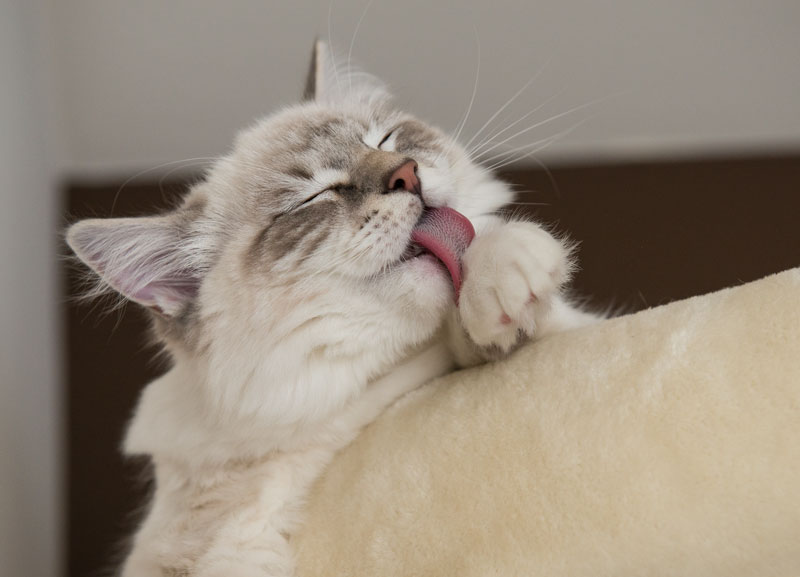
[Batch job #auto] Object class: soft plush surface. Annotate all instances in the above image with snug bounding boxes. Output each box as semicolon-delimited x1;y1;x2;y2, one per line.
293;268;800;576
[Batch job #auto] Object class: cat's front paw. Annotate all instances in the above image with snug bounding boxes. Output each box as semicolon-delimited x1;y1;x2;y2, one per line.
458;221;572;352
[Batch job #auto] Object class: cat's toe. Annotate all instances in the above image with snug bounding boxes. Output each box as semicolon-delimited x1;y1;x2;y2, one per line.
458;274;535;352
458;220;573;352
459;276;509;348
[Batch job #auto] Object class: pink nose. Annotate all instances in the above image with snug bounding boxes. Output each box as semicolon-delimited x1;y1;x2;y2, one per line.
388;160;421;196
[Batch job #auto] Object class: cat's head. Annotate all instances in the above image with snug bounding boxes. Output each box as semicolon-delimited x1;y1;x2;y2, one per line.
67;41;511;425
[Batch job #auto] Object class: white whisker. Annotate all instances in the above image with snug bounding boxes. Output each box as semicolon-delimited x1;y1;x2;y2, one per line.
475;92;623;162
468;89;566;159
483;137;563;173
451;21;481;145
480;115;592;169
327;0;342;96
435;19;481;167
347;0;374;95
461;57;552;153
527;154;562;198
110;157;220;215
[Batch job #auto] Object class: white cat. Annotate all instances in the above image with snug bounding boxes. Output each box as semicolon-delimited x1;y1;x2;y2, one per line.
67;41;598;577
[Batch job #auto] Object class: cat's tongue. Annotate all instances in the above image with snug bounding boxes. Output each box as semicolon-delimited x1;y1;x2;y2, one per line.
411;207;475;301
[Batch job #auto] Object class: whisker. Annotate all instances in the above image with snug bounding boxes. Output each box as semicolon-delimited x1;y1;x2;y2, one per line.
110;157;219;216
461;56;552;153
480;115;592;169
347;0;375;94
475;92;624;161
527;154;562;198
483;137;562;173
481;132;564;172
466;88;566;159
327;0;343;96
435;18;481;167
451;20;481;146
467;90;569;161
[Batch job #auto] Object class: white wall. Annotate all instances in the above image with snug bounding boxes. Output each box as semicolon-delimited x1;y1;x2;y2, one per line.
0;1;62;576
48;0;800;178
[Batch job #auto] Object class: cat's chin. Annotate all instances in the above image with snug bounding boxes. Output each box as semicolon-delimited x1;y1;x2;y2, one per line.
403;251;443;271
389;252;454;313
393;249;446;275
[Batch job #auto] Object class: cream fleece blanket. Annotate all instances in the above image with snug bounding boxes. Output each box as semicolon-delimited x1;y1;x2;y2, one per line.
293;268;800;576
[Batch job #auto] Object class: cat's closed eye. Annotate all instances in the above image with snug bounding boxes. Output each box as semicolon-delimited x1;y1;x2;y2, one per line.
377;129;395;150
297;188;338;209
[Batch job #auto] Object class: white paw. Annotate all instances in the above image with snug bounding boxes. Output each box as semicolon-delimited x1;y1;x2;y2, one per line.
458;221;571;351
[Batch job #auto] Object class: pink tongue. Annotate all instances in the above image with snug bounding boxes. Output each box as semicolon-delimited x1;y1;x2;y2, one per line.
411;207;476;301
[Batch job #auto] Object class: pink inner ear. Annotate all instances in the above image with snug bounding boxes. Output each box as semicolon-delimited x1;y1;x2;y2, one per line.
93;249;200;315
68;218;201;316
130;278;199;315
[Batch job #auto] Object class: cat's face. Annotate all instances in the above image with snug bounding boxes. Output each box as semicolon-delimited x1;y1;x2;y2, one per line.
68;41;510;424
230;102;451;284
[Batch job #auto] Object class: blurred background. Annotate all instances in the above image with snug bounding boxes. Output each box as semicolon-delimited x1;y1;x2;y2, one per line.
1;1;799;575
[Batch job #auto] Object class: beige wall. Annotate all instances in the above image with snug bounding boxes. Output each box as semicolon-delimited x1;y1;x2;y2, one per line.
48;0;800;178
0;1;61;576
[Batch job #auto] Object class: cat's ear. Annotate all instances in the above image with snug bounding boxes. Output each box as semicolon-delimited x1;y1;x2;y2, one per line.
302;38;388;104
303;38;328;101
66;215;203;316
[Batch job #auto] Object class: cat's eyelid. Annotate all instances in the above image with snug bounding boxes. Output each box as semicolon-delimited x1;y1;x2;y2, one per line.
363;124;399;150
377;130;395;149
294;188;337;211
378;123;404;150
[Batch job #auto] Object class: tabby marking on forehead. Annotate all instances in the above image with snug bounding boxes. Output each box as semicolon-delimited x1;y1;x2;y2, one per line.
286;165;313;181
396;120;441;151
301;118;364;150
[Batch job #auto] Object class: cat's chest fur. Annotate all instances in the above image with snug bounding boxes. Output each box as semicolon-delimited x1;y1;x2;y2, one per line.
123;340;456;577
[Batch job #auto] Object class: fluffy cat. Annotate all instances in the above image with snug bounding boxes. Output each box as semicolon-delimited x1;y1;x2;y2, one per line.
67;41;598;577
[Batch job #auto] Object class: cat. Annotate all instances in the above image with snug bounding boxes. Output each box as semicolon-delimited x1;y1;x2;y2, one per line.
66;40;599;577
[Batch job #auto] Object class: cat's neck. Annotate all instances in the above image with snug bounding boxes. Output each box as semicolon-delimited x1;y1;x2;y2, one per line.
123;334;453;471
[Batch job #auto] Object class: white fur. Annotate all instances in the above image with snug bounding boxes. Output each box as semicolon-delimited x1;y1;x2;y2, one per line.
67;41;601;577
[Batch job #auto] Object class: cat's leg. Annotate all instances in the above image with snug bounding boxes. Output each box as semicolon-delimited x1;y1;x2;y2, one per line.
190;454;312;577
194;344;454;577
450;215;600;367
121;456;303;577
127;345;446;577
193;522;294;577
190;455;298;577
120;467;197;577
